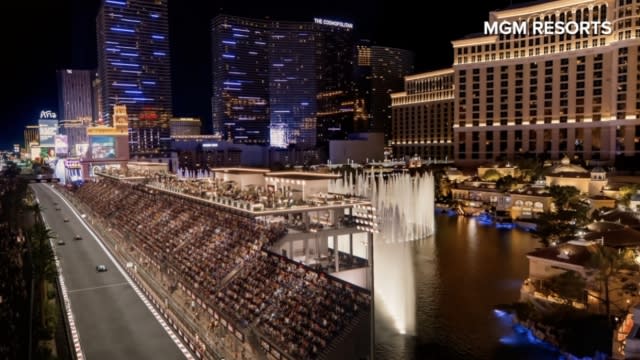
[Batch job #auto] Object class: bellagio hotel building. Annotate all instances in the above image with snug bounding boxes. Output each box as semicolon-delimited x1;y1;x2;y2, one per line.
392;0;640;165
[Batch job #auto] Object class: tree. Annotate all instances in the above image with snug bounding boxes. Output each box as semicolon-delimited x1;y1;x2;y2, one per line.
482;169;501;181
2;161;21;178
514;157;544;182
535;211;579;247
496;175;516;191
534;186;590;247
433;168;452;200
24;201;44;226
619;184;640;207
545;270;586;304
0;181;27;230
589;244;627;318
26;221;57;344
28;223;57;285
549;185;580;210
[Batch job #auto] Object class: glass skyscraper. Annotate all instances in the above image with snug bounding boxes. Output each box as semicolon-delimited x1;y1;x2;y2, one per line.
96;0;172;154
211;15;354;149
211;16;270;145
354;44;414;141
314;22;355;147
269;21;317;148
56;69;93;124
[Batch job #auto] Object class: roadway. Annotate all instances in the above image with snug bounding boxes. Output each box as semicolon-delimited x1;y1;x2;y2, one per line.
31;183;191;360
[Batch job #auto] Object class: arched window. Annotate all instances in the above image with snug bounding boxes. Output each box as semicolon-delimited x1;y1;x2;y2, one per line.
600;4;607;21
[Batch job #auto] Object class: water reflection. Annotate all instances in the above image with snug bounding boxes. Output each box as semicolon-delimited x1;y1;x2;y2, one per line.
375;215;563;359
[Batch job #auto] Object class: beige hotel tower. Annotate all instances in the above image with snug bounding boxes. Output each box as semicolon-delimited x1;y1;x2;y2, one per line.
392;0;640;165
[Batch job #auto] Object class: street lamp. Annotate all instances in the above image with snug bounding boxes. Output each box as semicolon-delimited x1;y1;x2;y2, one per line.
352;203;379;360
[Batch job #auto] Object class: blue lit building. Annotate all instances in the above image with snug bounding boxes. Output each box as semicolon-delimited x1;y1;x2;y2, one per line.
268;21;317;148
96;0;172;155
211;15;354;149
211;16;270;146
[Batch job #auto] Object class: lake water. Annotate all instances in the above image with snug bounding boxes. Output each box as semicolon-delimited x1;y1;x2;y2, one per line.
375;215;564;360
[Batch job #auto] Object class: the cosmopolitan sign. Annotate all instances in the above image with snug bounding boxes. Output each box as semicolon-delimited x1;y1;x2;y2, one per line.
313;18;353;29
484;20;612;35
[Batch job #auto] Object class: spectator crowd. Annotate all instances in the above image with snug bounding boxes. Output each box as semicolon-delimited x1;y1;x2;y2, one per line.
73;177;370;359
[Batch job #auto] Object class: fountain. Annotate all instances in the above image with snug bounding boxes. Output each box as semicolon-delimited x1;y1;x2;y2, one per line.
330;171;435;336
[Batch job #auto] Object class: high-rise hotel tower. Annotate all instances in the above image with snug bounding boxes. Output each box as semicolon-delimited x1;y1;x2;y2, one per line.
391;69;455;160
57;69;93;124
452;0;639;165
211;15;354;148
96;0;172;154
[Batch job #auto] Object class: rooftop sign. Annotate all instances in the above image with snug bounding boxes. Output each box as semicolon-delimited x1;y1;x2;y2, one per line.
39;110;57;119
313;18;353;29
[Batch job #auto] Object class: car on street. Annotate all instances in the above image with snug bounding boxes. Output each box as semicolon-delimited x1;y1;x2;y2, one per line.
57;239;65;245
73;235;82;241
96;265;108;272
63;218;69;222
55;207;61;211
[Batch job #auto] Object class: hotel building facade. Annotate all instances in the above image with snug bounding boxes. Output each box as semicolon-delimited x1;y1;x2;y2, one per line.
390;69;455;160
355;44;414;140
96;0;172;155
56;69;93;123
211;15;354;148
448;0;640;165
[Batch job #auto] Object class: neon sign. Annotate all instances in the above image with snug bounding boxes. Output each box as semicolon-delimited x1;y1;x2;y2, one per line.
39;110;57;119
313;18;353;29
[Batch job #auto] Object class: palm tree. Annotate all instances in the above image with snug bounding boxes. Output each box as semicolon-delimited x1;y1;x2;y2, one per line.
589;244;626;317
23;200;44;226
28;222;57;284
534;185;590;247
26;222;57;347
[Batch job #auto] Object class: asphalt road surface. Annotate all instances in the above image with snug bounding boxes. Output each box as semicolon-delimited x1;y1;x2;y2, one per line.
31;183;190;360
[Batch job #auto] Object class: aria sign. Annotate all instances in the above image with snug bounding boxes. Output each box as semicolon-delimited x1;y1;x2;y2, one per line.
39;110;57;119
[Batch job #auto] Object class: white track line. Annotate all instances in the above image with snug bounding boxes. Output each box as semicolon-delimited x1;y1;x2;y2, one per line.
43;185;194;360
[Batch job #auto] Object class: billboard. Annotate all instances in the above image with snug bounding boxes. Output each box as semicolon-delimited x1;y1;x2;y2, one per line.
30;146;41;161
40;147;56;160
55;135;68;156
38;119;58;147
91;136;116;159
75;143;89;158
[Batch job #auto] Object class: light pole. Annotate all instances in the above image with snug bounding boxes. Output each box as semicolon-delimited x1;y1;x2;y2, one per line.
354;203;379;360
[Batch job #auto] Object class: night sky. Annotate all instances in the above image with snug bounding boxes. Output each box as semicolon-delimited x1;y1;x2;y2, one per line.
0;0;530;150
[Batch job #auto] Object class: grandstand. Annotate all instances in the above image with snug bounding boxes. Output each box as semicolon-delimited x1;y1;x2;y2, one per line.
73;176;371;359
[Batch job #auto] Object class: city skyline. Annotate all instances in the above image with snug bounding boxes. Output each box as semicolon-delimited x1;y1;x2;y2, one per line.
0;0;525;150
